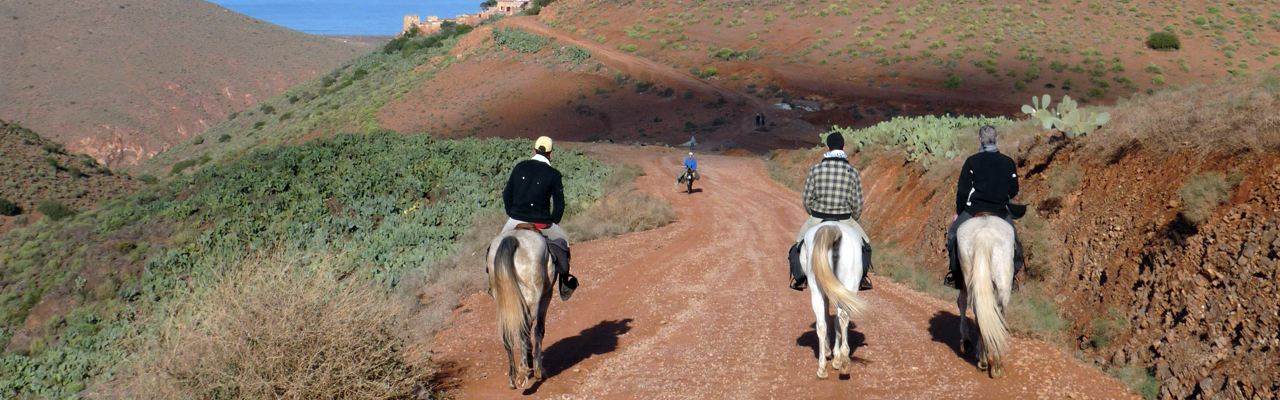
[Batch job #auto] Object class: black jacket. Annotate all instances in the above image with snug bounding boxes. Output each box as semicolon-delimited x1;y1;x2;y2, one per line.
503;158;565;224
955;151;1019;218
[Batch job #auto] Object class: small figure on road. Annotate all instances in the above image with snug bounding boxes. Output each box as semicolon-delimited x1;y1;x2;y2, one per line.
943;125;1026;289
787;132;873;291
678;152;699;194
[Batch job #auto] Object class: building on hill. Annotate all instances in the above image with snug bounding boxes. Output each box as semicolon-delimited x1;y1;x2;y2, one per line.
403;0;529;35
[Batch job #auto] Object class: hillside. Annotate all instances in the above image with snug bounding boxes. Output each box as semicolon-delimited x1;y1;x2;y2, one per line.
0;0;365;168
0;120;140;234
137;0;1280;175
377;0;1280;151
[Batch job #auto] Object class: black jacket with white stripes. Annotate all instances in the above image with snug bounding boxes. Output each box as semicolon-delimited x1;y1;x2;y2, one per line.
955;150;1019;218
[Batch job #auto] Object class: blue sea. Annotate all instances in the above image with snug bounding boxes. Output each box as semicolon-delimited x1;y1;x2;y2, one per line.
207;0;482;36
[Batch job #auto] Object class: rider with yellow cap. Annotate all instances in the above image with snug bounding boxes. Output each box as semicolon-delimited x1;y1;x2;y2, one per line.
502;136;578;299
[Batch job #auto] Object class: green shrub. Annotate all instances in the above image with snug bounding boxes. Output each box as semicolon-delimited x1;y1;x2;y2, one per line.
0;198;20;216
218;134;232;143
192;135;204;145
260;104;275;115
618;44;638;52
1151;75;1165;85
138;174;158;185
492;27;553;53
943;75;963;89
554;45;591;63
1146;32;1180;50
36;199;74;221
1143;64;1165;74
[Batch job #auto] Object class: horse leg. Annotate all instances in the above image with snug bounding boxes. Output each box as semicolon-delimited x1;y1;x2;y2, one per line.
957;287;972;355
835;308;852;374
811;290;830;380
531;290;552;381
503;340;519;389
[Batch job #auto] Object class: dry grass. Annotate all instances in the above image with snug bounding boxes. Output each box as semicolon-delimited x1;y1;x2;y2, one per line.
1177;171;1233;225
563;164;676;242
1086;74;1280;161
118;255;432;400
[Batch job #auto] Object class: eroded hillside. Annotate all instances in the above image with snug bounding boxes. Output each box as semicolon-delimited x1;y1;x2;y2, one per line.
0;0;365;168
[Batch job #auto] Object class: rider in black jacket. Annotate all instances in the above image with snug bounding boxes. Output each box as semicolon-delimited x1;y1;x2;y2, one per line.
944;125;1024;288
502;136;578;299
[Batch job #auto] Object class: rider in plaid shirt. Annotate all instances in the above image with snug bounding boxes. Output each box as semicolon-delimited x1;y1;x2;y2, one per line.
788;132;873;291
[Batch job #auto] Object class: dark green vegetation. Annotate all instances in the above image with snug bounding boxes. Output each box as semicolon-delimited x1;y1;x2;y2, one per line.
492;27;555;53
1146;31;1181;51
0;132;609;397
0;199;18;217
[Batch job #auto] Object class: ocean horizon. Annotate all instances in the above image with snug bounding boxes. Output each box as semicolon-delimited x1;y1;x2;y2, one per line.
206;0;484;36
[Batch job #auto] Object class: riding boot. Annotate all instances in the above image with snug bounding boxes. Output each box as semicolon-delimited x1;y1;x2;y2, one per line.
788;242;806;291
859;239;873;290
1012;236;1025;291
547;240;577;301
944;236;962;289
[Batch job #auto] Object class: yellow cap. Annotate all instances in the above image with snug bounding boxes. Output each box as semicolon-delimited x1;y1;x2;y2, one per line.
535;136;553;153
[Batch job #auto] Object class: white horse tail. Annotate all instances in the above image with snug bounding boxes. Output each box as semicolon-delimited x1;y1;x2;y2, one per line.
968;232;1010;363
492;236;531;367
810;225;870;317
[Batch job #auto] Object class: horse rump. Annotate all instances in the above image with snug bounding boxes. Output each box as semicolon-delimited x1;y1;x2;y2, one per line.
809;225;870;317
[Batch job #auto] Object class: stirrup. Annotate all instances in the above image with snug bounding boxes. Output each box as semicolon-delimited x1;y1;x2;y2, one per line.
789;277;807;291
942;270;957;288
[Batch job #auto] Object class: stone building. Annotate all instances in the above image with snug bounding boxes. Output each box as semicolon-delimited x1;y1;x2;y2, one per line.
403;0;531;35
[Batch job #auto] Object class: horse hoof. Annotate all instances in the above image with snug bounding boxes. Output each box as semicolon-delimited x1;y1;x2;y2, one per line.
960;339;972;354
977;360;989;371
816;372;828;380
990;366;1003;379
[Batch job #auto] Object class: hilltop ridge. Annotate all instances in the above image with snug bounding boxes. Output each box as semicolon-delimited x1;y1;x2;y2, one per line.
0;0;365;168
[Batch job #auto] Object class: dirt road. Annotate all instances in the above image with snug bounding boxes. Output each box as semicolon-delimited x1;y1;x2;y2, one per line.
430;145;1137;399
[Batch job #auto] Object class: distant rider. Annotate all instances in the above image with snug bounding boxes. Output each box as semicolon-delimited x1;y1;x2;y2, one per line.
684;152;698;177
787;132;873;291
502;136;578;300
943;125;1025;289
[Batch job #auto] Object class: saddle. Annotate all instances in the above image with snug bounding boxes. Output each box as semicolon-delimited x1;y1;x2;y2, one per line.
973;212;998;218
514;222;546;235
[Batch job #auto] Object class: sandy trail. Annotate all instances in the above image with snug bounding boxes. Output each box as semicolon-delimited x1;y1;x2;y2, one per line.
430;144;1137;399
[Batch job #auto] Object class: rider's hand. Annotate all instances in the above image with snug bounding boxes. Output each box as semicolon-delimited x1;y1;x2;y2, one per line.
952;214;958;222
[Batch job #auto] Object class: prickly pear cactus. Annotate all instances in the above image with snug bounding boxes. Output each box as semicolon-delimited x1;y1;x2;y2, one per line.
1022;94;1110;138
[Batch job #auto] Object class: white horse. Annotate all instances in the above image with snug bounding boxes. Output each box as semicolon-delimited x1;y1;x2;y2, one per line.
800;222;871;380
955;214;1015;378
487;229;555;389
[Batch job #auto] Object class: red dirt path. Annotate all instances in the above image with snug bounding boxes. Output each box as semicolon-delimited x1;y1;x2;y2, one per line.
429;144;1137;399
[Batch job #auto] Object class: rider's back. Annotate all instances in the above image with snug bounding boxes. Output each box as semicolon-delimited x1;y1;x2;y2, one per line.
504;159;564;225
957;151;1018;217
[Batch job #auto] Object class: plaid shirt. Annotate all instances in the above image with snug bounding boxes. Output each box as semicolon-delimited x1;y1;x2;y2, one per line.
802;156;863;220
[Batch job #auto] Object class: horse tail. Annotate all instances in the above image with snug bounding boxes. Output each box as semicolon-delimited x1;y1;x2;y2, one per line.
968;227;1010;363
492;236;531;366
811;225;870;317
